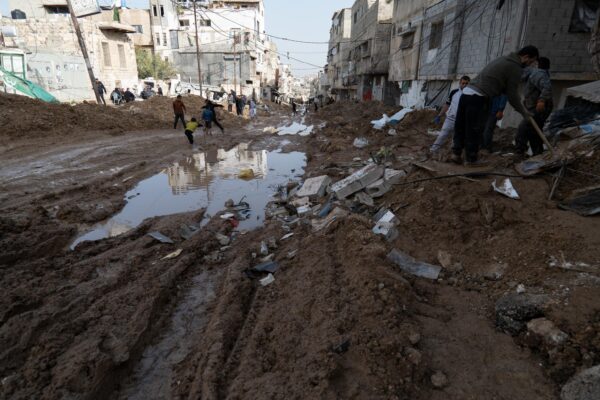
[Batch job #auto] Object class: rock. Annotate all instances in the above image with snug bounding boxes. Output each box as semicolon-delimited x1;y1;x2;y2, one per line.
495;292;549;335
266;236;278;250
387;249;441;280
516;284;526;294
561;365;600;400
482;262;507;281
365;169;407;198
431;371;448;388
215;233;230;246
408;332;421;345
526;318;569;346
296;175;331;198
405;347;422;365
224;198;234;208
437;250;453;269
260;241;269;255
330;164;384;199
355;191;374;207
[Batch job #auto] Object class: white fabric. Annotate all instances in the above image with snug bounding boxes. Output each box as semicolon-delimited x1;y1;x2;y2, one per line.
446;89;463;121
462;86;485;96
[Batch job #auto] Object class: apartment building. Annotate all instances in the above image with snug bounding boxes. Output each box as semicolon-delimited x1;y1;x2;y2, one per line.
327;8;352;100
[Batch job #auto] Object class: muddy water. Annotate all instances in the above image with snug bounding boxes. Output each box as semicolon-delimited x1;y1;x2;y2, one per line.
71;143;305;248
277;119;314;136
115;270;219;399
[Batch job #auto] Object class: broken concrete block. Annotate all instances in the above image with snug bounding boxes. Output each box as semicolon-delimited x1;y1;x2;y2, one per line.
296;175;331;198
330;164;384;199
365;169;406;198
561;365;600;400
373;209;398;225
373;221;398;241
355;191;374;207
291;197;310;207
215;233;230;246
387;249;441;280
495;293;549;335
526;318;569;346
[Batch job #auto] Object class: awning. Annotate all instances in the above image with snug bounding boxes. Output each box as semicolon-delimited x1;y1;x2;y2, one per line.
98;22;136;33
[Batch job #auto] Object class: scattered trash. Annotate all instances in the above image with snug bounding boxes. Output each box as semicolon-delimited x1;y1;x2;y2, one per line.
312;207;348;232
260;254;275;263
317;199;333;218
388;108;414;125
516;284;526;294
332;339;350;354
330;164;384;199
220;213;236;219
296;175;331;198
492;178;520;200
161;249;182;260
373;221;398;241
147;231;174;244
387;249;442;280
296;205;312;215
260;241;269;255
559;185;600;216
260;273;275;286
373;208;398;225
387;128;397;136
371;114;390;130
238;168;255;180
353;137;369;148
281;233;294;240
287;249;298;259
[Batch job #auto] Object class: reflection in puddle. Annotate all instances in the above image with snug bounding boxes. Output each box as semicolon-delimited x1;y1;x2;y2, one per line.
277;120;314;136
71;143;305;248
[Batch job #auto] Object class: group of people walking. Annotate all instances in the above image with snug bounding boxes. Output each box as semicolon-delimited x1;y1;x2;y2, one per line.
431;45;553;165
227;91;257;119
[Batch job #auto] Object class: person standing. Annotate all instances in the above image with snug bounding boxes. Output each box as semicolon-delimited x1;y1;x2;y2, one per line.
452;45;539;166
157;85;164;96
228;92;235;113
430;76;470;156
95;79;107;105
291;99;297;116
249;98;257;119
202;100;225;133
481;95;508;153
516;57;553;156
173;95;187;129
202;106;213;136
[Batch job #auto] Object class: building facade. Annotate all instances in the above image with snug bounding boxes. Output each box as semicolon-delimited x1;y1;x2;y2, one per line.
327;8;352;100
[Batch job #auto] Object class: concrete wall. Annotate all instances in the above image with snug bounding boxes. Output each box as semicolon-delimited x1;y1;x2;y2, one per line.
328;8;352;92
1;11;139;101
120;8;153;48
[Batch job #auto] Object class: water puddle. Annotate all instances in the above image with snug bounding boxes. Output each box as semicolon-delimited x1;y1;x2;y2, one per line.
116;271;218;399
277;120;314;136
71;143;305;248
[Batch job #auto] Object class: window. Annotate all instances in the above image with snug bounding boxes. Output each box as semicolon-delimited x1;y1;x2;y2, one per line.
170;30;179;49
400;31;415;49
45;6;69;14
401;80;412;94
152;5;157;17
429;21;444;49
132;25;143;33
354;12;357;23
179;19;190;27
199;19;211;26
118;44;126;68
569;0;600;32
160;5;165;17
156;33;160;46
10;9;27;19
162;33;167;46
102;42;111;67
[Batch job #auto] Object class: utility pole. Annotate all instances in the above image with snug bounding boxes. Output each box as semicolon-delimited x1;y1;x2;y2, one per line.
66;0;102;104
238;48;242;95
192;0;203;95
233;39;237;94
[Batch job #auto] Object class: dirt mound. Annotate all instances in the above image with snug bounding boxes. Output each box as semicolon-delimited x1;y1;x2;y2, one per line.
0;92;164;142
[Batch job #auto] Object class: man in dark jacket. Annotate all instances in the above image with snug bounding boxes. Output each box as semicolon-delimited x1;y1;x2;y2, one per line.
95;79;107;105
452;45;539;166
516;57;553;156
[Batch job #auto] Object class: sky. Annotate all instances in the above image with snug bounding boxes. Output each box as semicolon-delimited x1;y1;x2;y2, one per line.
0;0;353;77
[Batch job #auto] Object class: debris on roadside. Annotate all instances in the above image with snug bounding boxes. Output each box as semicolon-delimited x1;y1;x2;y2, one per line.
296;175;331;198
559;185;600;216
330;164;385;199
353;137;369;148
161;249;183;260
387;249;442;280
260;273;275;286
147;231;174;244
492;178;520;200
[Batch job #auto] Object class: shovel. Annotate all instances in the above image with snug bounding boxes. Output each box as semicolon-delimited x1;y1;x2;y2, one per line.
528;116;554;158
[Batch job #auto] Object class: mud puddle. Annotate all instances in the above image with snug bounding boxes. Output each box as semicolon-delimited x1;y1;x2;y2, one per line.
72;143;306;248
115;270;219;399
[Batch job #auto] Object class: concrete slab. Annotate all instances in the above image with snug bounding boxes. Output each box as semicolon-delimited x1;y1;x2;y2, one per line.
330;164;384;199
296;175;331;198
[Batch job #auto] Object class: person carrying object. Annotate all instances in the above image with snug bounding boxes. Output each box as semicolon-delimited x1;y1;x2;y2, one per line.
430;76;471;156
452;45;539;166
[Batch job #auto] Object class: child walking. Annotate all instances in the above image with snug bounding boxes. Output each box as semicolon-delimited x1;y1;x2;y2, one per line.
184;118;199;144
202;107;213;136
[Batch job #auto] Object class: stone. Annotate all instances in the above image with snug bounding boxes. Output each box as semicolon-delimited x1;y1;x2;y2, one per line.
526;318;569;346
224;198;234;208
373;209;398;224
215;233;230;246
387;249;442;280
561;365;600;400
291;197;311;207
431;371;448;388
437;250;453;269
355;191;375;207
495;293;550;335
482;262;507;281
330;164;384;199
296;175;331;198
373;221;399;241
365;169;406;198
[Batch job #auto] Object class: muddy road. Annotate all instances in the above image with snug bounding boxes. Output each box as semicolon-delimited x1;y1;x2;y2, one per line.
1;98;600;399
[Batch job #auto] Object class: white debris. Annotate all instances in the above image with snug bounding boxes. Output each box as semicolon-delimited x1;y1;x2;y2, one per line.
492;178;520;200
